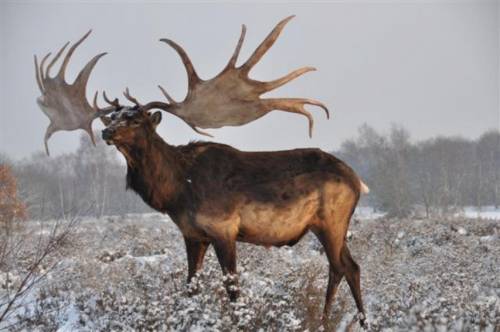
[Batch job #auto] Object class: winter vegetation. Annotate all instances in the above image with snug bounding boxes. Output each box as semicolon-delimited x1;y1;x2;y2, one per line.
0;135;151;221
0;212;498;331
0;125;499;331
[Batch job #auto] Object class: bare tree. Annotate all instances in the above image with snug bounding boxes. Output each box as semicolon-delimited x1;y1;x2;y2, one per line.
0;217;79;328
340;124;414;217
337;125;499;217
476;131;500;208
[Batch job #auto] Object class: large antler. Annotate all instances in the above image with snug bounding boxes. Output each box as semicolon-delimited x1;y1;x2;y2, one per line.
34;30;111;155
142;15;329;137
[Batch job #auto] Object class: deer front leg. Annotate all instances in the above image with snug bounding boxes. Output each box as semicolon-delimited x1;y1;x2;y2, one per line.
213;240;239;301
184;238;209;294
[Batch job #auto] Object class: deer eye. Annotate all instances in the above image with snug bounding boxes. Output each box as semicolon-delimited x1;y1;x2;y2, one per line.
124;112;134;119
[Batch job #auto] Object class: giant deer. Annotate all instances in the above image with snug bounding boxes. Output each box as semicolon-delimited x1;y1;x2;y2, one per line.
34;16;369;325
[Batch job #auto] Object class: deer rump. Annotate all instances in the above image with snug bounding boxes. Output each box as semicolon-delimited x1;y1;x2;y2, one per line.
174;143;362;247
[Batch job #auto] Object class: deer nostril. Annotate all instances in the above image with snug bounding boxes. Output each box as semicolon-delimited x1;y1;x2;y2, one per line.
102;128;115;140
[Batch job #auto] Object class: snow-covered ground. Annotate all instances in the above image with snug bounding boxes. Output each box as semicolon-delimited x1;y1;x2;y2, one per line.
353;206;386;220
462;206;500;220
1;213;499;331
354;206;500;221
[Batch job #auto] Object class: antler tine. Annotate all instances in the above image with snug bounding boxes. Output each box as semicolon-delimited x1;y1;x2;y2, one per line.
103;91;120;108
45;41;69;78
90;91;115;119
92;91;100;112
157;85;177;105
241;15;295;74
224;24;247;70
159;38;201;90
189;125;214;138
73;52;107;94
255;66;316;93
263;98;329;137
34;55;44;93
44;125;56;156
39;52;52;81
306;99;330;119
57;30;93;80
123;87;141;107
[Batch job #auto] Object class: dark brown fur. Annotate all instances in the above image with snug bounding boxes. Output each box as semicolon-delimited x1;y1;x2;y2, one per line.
102;109;366;325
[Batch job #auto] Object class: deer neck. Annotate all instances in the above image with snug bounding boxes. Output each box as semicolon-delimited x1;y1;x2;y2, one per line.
118;134;187;214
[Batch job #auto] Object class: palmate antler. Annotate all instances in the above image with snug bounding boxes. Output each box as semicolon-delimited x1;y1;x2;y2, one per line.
35;16;329;155
34;30;112;155
142;15;329;137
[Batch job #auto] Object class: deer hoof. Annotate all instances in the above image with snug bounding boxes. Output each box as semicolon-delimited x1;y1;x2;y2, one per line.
357;312;367;328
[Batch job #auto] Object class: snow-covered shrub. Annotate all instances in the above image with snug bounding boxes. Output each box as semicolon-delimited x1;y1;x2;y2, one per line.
3;213;499;331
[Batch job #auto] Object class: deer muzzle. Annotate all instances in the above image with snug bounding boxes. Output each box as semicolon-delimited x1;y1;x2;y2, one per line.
102;128;115;141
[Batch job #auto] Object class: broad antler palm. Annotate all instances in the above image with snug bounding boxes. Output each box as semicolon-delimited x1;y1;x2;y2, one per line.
34;30;112;155
141;15;329;137
35;16;329;155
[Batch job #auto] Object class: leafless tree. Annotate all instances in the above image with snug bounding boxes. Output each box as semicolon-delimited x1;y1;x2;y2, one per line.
0;217;80;328
338;125;499;217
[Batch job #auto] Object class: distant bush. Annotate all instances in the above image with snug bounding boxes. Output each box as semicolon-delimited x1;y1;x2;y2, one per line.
0;165;26;227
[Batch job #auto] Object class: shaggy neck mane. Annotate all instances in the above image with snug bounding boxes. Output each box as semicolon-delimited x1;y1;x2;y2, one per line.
118;133;186;214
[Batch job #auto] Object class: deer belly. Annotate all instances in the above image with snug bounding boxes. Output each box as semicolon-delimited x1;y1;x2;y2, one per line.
238;192;320;246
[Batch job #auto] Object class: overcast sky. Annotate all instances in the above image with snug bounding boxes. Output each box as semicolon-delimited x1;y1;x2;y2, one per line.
0;0;498;159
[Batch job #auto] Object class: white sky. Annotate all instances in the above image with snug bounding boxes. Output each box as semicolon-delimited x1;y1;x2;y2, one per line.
0;0;498;159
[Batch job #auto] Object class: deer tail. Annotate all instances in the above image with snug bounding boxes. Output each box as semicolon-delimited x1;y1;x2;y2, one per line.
359;179;370;194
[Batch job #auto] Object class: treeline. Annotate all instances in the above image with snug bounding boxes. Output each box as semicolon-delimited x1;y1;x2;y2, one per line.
1;126;499;220
337;125;500;217
1;135;151;220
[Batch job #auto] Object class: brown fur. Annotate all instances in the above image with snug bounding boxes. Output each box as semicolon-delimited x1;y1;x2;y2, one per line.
101;109;366;325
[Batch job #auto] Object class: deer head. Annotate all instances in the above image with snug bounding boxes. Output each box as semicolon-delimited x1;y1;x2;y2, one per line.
100;106;162;148
34;16;329;155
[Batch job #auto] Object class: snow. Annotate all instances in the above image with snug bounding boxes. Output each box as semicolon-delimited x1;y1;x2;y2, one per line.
354;206;500;221
353;206;385;220
56;304;80;332
462;206;500;220
1;212;498;331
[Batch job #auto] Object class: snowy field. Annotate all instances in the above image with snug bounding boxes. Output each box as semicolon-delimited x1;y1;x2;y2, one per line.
1;210;499;331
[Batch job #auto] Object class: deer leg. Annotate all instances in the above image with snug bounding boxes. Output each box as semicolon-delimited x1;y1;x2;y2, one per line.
315;231;345;319
324;268;343;318
213;240;239;301
184;238;209;284
341;245;365;326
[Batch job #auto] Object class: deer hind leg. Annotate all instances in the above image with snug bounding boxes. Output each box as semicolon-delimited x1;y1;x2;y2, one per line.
213;239;239;301
315;230;345;319
316;183;362;321
341;244;365;326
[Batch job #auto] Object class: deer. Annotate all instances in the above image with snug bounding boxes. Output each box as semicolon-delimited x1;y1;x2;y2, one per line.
33;16;369;326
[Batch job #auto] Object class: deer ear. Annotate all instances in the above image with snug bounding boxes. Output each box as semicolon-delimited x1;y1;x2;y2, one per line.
150;111;162;127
